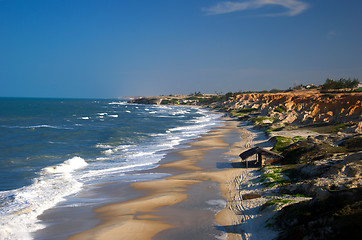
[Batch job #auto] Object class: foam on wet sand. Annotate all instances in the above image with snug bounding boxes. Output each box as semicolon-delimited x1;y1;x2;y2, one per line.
69;117;277;240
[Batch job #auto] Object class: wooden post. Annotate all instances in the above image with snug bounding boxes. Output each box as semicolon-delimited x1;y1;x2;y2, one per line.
257;153;263;167
260;153;263;167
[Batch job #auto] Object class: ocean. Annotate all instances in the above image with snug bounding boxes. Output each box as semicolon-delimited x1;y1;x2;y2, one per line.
0;98;221;239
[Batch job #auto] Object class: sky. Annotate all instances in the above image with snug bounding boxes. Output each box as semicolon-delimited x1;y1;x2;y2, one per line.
0;0;361;98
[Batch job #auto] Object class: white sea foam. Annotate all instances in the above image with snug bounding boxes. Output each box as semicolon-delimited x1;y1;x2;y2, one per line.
95;157;108;161
2;125;72;130
32;125;69;129
108;101;127;105
0;104;222;240
206;199;227;208
169;124;212;136
0;157;86;240
95;144;113;149
102;149;114;155
42;157;88;174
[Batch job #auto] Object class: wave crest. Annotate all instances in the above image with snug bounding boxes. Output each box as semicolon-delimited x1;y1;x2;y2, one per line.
42;157;88;174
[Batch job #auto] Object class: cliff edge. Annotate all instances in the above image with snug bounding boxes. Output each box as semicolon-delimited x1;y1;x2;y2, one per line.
226;91;361;125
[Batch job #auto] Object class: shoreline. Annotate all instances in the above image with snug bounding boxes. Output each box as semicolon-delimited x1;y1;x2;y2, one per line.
68;116;277;240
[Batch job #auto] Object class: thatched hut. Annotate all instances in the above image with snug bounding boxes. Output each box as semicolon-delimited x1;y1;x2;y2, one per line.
239;146;283;168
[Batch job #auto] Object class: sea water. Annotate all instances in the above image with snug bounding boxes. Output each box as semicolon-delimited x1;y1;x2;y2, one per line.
0;98;221;239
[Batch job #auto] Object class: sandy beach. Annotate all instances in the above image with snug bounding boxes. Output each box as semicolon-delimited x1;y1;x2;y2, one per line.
68;117;277;240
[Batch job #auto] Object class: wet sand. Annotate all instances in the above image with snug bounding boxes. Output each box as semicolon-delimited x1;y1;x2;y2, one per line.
68;117;275;240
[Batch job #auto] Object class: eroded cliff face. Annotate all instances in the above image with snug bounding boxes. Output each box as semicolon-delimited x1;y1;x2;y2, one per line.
225;91;362;127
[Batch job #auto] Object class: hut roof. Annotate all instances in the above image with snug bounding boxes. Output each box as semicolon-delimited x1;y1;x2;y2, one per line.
239;146;283;160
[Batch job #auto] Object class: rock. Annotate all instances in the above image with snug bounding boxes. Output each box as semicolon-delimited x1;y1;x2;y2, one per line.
284;101;295;111
242;193;262;200
315;189;331;200
262;119;273;124
324;164;346;176
356;122;362;133
307;136;316;142
344;164;362;178
326;111;333;116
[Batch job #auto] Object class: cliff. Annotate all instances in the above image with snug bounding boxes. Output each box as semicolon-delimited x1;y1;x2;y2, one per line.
223;90;361;131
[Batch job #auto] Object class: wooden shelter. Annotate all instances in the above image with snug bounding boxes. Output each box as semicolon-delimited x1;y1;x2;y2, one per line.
239;146;283;168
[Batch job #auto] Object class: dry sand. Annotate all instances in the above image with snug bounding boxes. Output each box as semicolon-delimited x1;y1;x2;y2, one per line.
68;117;278;240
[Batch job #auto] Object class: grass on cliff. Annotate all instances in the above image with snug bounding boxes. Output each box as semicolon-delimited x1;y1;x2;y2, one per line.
252;116;275;125
273;136;293;153
229;108;258;117
303;122;355;134
259;166;291;188
274;106;286;113
271;136;305;153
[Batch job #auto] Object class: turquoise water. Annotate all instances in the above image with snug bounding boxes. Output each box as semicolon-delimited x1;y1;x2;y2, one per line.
0;98;221;239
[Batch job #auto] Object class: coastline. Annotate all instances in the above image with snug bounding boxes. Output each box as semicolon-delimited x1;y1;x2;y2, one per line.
68;116;277;240
5;92;359;239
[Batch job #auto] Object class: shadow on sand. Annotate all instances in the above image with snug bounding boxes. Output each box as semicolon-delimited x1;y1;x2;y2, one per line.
216;160;259;169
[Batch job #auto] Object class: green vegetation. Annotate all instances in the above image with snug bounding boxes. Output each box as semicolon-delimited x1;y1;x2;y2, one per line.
292;136;305;142
189;91;203;97
229;108;258;117
238;108;258;113
321;78;359;91
272;136;304;151
304;122;355;134
187;93;234;105
273;136;294;153
271;135;306;155
293;193;308;198
252;116;275;125
160;99;178;105
259;167;291;187
228;110;243;117
266;124;285;133
274;105;286;113
331;123;354;133
269;89;283;93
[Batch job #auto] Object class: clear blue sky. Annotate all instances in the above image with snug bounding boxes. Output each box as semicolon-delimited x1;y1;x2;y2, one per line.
1;0;361;98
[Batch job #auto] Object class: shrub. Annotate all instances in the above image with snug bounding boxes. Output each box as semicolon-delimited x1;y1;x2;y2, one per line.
322;78;359;90
274;107;285;113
